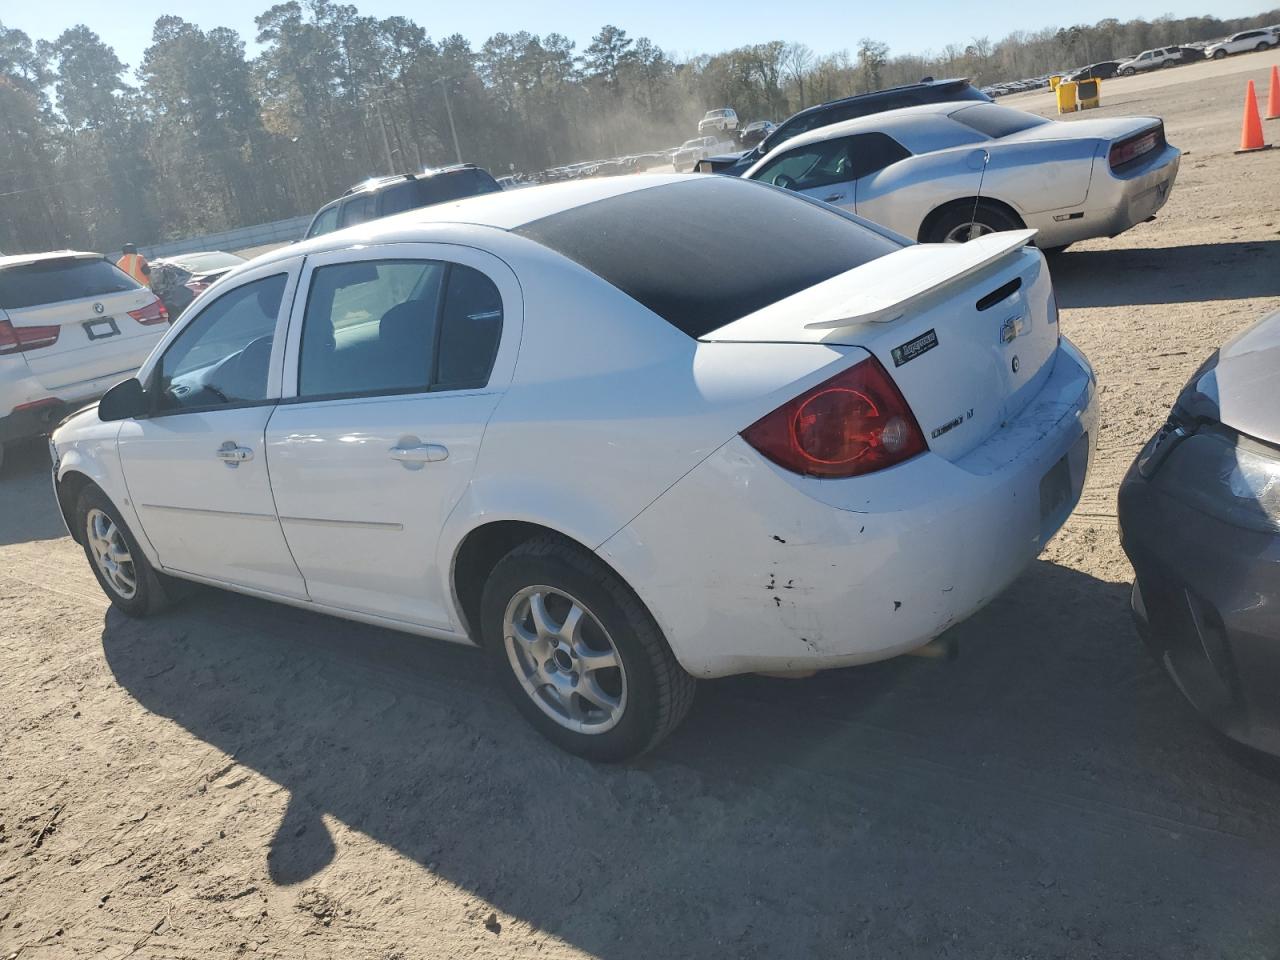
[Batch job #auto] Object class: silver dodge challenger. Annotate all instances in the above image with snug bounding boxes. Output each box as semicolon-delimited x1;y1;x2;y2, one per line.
742;101;1181;251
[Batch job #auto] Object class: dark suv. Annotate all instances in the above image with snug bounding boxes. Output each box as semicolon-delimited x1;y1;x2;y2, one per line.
305;165;502;239
694;78;991;176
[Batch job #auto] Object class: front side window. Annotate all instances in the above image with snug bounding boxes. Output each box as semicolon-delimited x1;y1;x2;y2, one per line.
155;274;287;411
752;133;908;191
340;193;377;228
307;204;341;239
297;259;503;400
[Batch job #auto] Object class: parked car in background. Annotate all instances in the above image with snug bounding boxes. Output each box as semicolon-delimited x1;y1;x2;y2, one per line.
695;77;991;175
1069;61;1122;81
1118;47;1184;74
1206;30;1277;58
1120;309;1280;757
672;136;719;172
738;120;777;147
0;251;168;472
49;174;1095;759
305;164;502;240
698;108;739;135
743;101;1180;252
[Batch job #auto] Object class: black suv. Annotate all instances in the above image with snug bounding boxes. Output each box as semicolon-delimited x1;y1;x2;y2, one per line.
694;78;991;176
304;165;502;239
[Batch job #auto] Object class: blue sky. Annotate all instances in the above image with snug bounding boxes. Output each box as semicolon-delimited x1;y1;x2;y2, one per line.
7;0;1272;70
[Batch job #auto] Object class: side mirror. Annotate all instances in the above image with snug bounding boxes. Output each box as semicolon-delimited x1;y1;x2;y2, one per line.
98;378;149;422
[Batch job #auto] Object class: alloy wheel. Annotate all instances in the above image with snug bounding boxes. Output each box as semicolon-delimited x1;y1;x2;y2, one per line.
86;508;138;600
503;585;628;734
944;221;997;243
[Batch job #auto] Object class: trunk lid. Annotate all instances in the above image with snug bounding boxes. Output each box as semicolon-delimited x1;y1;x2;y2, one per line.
701;232;1060;462
0;255;166;392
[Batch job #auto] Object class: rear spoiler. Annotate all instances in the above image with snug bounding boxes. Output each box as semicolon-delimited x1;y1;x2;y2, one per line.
804;229;1038;329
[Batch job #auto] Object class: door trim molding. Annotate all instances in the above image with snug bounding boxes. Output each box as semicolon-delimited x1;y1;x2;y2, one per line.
279;515;405;531
140;502;277;521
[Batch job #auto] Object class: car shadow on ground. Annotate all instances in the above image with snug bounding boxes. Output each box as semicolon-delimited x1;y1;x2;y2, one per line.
100;557;1280;957
0;437;68;546
1049;240;1280;308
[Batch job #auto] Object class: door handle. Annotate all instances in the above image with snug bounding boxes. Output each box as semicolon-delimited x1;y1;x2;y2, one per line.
823;192;845;203
389;440;449;468
216;441;254;466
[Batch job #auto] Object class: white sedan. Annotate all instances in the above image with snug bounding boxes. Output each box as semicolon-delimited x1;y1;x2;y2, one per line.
742;101;1181;253
50;175;1096;760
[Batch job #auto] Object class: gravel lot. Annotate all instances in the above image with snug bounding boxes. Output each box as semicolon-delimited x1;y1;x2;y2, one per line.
3;50;1280;960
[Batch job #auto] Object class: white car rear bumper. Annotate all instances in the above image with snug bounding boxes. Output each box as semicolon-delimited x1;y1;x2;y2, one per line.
600;338;1097;678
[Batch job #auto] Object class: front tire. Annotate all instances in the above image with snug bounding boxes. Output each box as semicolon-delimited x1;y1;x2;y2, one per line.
480;535;695;761
924;200;1023;244
76;485;176;617
1213;49;1227;59
1121;66;1136;75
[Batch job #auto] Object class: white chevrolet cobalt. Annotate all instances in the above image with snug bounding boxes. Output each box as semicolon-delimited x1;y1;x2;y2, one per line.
51;175;1096;760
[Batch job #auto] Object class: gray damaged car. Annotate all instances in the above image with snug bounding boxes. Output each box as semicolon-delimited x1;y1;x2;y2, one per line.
1119;310;1280;755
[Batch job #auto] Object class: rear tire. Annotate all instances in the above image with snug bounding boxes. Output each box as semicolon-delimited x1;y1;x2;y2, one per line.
1042;243;1072;255
924;200;1023;244
76;485;177;617
479;535;695;761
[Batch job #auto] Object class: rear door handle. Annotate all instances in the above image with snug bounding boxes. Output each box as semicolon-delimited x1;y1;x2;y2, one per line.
389;441;449;468
216;441;254;466
823;192;846;203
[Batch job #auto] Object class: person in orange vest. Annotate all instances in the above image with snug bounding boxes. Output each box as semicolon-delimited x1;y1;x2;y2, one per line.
116;243;151;287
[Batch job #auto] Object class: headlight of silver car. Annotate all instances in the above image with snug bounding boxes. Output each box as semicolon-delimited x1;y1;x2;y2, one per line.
1154;429;1280;534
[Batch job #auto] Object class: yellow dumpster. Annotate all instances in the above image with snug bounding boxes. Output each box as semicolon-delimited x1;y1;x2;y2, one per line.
1049;75;1063;91
1077;78;1101;110
1056;80;1078;114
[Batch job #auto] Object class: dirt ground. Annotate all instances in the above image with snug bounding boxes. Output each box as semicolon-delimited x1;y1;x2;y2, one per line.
4;50;1280;960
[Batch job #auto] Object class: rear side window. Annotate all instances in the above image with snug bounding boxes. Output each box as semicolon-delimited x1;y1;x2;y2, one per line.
379;181;421;216
0;258;138;309
297;259;503;399
513;176;901;338
419;170;502;206
949;103;1049;139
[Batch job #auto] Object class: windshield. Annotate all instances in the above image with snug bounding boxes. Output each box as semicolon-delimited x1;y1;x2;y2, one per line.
0;257;139;309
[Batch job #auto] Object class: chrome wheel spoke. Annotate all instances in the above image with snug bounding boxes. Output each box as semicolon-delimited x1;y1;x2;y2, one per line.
576;645;619;673
527;591;556;640
558;602;585;645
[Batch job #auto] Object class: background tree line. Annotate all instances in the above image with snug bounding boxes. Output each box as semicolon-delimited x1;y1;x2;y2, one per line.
1;3;1277;253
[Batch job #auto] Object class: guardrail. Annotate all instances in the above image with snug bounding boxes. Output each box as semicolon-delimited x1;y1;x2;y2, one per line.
141;214;313;259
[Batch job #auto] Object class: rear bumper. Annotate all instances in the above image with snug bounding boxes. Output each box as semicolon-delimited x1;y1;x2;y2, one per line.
601;338;1097;678
1119;454;1280;755
0;400;68;444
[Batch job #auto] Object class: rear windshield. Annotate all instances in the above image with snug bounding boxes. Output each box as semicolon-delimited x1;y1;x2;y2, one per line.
419;170;502;205
949;103;1049;139
513;177;901;338
0;258;139;310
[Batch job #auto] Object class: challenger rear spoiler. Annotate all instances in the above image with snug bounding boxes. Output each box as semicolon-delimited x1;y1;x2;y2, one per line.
804;229;1038;329
701;229;1037;344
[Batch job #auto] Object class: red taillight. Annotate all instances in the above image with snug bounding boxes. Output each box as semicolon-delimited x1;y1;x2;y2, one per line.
128;297;169;326
741;357;927;478
0;318;61;356
1109;125;1163;169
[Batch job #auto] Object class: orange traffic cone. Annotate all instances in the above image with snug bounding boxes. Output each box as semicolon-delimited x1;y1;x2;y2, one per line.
1237;80;1272;153
1266;65;1280;121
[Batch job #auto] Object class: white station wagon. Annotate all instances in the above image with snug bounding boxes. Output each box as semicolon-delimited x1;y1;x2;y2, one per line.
51;175;1096;760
